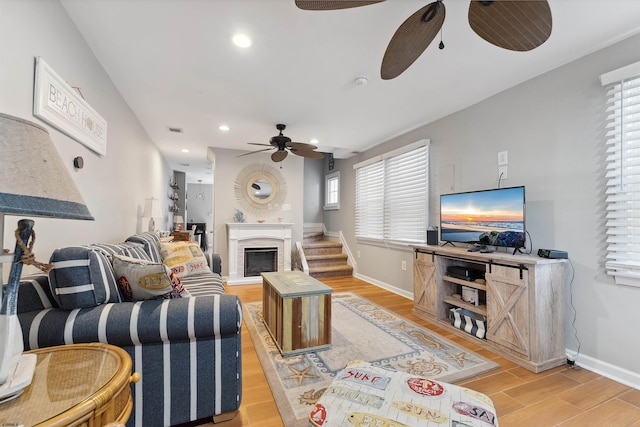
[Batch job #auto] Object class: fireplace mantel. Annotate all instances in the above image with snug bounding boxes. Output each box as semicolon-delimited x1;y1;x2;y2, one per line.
226;223;293;285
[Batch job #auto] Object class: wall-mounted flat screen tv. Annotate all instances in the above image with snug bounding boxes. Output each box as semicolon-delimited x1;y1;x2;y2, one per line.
440;186;525;250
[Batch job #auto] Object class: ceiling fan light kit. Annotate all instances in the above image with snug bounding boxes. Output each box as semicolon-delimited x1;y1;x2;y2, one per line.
296;0;552;79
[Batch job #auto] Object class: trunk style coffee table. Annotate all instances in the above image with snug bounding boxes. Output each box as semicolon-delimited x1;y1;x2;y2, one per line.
261;271;332;356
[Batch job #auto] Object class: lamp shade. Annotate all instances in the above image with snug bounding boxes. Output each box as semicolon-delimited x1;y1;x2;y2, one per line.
142;197;162;218
173;215;184;224
0;113;93;220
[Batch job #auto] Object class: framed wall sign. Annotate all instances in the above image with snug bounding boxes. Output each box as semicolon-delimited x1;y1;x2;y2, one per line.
33;57;108;156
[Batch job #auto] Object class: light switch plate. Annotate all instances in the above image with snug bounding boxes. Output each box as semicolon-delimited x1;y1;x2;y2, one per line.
498;151;508;166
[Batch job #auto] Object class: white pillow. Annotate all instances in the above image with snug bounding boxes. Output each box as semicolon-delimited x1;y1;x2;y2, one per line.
112;254;190;301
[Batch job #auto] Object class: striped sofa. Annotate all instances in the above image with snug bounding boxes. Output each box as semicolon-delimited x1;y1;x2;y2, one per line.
15;232;242;427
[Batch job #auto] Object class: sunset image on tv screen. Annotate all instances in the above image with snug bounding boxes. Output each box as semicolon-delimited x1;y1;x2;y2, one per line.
440;187;525;247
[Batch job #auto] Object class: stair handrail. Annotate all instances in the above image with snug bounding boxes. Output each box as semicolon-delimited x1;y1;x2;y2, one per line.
295;241;310;275
339;230;357;275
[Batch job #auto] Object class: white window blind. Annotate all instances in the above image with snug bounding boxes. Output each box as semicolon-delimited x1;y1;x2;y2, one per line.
601;62;640;287
355;140;429;243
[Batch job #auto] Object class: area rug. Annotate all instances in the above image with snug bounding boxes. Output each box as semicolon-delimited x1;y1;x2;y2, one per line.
243;292;499;427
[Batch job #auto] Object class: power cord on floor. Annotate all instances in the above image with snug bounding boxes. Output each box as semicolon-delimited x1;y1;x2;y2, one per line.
566;259;581;369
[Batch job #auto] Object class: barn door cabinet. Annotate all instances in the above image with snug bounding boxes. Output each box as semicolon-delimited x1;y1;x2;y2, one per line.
412;245;568;373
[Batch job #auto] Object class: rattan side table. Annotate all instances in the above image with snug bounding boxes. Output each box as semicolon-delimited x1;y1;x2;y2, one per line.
0;343;138;426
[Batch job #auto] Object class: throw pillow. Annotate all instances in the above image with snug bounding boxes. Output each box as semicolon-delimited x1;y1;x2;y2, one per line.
125;232;163;263
90;242;151;261
111;254;190;301
160;241;209;278
49;246;122;309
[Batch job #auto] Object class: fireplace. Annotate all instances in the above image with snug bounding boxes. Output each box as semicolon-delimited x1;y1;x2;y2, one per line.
244;247;277;277
226;222;293;285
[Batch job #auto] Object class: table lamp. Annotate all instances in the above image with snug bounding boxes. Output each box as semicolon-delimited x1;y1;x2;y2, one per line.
0;113;93;401
173;215;184;231
142;197;162;232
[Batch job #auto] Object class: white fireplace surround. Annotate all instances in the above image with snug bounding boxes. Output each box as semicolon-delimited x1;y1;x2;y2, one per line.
226;223;293;285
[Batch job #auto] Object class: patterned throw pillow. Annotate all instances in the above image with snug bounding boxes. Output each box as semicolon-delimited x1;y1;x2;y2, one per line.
111;254;190;301
160;241;209;278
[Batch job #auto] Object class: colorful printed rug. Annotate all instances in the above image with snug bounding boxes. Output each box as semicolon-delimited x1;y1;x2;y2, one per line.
243;292;499;427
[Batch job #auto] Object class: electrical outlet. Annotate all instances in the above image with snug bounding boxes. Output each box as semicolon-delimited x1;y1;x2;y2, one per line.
498;165;508;180
401;260;407;271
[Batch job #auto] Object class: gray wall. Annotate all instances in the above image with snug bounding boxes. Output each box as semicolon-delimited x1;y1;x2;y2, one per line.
211;148;305;275
325;33;640;384
1;0;171;278
303;157;324;225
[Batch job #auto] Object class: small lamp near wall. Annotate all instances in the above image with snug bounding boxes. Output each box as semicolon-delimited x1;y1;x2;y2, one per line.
0;113;93;401
173;215;184;231
142;197;162;232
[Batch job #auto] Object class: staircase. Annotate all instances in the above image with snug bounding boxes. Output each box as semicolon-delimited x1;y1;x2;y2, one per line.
302;234;353;279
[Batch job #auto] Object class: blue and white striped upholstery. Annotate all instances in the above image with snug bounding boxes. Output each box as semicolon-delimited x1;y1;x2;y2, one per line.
126;232;163;263
90;242;151;261
49;246;122;309
16;234;241;427
15;274;54;313
17;270;241;426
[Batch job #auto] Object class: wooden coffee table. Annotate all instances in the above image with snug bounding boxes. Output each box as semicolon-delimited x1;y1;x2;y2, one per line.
261;271;332;356
0;343;138;426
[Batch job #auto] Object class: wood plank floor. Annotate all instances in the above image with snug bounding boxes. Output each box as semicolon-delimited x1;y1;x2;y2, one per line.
194;276;640;427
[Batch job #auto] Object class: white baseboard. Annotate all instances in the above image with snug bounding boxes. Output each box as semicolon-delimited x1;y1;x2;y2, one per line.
570;351;640;389
224;276;262;286
354;273;413;300
303;223;324;234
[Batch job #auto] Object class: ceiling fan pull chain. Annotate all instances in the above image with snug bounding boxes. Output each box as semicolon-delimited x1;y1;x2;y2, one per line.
439;27;444;50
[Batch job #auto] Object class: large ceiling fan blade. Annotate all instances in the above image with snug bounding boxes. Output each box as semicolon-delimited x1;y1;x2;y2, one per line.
287;141;319;150
468;1;552;52
295;0;385;11
271;150;289;162
381;1;445;80
236;147;273;158
292;149;325;159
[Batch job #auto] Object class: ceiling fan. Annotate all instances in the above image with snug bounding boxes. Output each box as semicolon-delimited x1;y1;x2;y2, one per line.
295;0;552;80
239;124;324;162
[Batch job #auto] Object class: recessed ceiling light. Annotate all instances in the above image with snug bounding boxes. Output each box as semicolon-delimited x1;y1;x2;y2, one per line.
310;138;319;145
232;33;251;48
219;124;230;131
181;149;190;153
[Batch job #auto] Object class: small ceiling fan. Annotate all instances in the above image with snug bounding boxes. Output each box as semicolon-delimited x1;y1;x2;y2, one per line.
239;124;324;162
295;0;552;80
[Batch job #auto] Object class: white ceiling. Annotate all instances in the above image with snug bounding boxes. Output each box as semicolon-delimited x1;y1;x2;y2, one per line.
60;0;640;183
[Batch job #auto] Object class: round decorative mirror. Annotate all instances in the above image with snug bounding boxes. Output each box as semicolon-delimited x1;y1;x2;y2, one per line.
248;178;274;203
235;164;287;215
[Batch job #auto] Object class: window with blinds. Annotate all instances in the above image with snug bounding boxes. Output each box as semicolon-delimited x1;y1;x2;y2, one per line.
324;171;340;210
354;140;429;244
601;61;640;287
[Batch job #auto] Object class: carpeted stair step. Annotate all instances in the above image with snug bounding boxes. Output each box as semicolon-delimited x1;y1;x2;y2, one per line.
309;264;353;279
302;241;343;256
303;238;352;279
303;232;324;244
306;253;349;268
